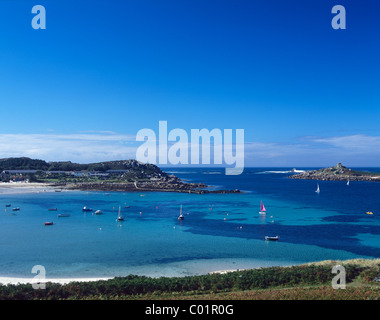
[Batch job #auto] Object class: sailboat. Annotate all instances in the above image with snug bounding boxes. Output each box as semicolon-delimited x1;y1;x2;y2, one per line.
315;183;320;194
259;201;266;215
347;179;350;186
116;206;125;221
178;204;184;220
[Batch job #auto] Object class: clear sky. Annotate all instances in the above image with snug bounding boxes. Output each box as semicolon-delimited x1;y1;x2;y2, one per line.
0;0;379;167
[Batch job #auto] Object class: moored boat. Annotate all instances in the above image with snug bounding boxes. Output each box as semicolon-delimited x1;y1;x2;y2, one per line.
82;206;93;212
265;235;279;241
57;213;70;217
44;222;54;226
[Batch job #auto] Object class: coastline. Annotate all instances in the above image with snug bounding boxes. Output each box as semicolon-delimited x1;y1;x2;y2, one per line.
0;181;240;195
1;257;378;286
59;181;240;194
0;258;297;285
0;276;112;285
0;182;61;195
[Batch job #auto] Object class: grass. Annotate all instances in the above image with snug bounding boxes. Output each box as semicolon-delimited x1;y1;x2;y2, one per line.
2;259;380;300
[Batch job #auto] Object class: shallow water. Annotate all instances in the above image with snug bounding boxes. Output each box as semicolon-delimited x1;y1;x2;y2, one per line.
0;167;379;279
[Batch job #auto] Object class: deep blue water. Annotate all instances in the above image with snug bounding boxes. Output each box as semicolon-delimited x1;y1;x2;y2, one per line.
0;167;380;279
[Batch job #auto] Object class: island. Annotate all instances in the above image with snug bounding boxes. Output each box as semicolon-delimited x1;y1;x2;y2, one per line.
0;157;240;194
290;162;380;182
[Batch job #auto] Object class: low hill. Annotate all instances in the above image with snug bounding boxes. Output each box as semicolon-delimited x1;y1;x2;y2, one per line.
0;157;49;171
0;157;166;175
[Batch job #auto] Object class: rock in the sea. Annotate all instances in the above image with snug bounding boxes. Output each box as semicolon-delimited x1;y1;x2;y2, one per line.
290;163;380;182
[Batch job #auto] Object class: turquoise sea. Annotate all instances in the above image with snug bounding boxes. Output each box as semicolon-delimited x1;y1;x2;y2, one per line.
1;167;380;280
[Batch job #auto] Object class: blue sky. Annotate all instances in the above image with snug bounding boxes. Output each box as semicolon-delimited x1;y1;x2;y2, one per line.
0;0;379;166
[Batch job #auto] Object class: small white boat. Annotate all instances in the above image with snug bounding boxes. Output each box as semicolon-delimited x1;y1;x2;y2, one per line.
265;235;279;241
94;210;103;215
259;201;266;215
82;206;93;212
178;204;184;220
12;207;20;211
347;179;350;186
315;183;320;194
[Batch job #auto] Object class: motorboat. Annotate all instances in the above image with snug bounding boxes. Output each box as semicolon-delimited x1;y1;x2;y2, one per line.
265;235;279;241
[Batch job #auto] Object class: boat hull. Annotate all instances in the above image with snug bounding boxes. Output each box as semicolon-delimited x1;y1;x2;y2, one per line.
265;236;279;241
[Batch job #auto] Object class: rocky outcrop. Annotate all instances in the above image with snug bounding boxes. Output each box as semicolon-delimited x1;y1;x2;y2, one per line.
290;163;380;182
60;180;240;194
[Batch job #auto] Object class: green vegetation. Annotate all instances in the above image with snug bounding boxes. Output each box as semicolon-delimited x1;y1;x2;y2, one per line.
1;260;380;300
0;157;170;184
0;157;164;173
0;157;49;171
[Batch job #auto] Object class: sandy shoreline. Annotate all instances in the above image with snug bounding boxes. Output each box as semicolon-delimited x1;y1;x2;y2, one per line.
0;277;112;285
0;258;298;285
0;271;240;285
0;182;61;194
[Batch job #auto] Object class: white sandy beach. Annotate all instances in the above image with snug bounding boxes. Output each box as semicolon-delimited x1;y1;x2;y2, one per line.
0;258;297;285
0;182;61;194
0;277;112;285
